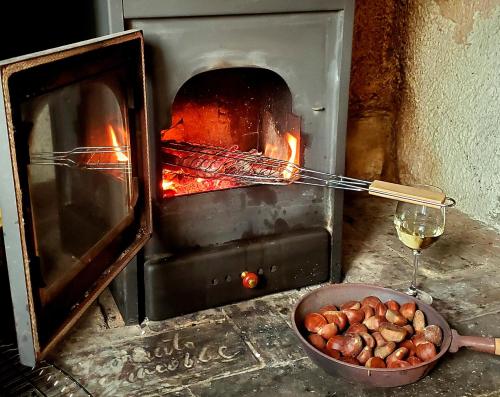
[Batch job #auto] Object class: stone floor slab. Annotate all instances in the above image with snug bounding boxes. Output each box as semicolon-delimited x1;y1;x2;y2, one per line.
55;318;261;396
51;196;500;396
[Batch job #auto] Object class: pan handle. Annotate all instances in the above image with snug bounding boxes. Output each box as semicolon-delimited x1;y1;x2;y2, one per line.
450;329;500;355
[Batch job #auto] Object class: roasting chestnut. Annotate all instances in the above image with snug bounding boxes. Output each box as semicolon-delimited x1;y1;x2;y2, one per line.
411;333;427;347
407;356;423;366
386;347;409;366
403;324;414;337
386;309;408;326
338;356;360;365
387;359;411;368
326;335;346;351
317;323;338;340
379;323;408;343
340;300;361;310
356;345;373;365
424;325;443;347
400;302;416;321
308;333;326;350
399;340;417;357
342;309;365;324
322;311;348;331
341;334;364;357
361;305;375;319
362;296;382;309
346;323;368;335
372;331;387;347
319;304;338;314
304;313;327;333
416;341;437;362
374;341;396;359
413;310;426;333
375;302;388;317
385;300;400;312
359;332;376;348
365;356;386;368
363;315;385;331
323;346;341;359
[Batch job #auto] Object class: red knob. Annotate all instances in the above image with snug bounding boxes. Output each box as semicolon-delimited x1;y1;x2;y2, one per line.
241;271;259;289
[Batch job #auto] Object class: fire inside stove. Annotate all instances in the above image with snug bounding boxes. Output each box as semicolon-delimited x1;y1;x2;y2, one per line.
160;68;301;197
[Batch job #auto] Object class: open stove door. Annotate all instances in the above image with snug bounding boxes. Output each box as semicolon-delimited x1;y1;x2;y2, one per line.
0;30;151;366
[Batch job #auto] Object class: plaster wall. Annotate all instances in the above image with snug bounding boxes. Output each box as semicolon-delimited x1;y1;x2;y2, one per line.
397;1;500;230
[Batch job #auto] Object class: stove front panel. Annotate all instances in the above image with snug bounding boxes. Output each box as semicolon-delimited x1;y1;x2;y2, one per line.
128;11;348;251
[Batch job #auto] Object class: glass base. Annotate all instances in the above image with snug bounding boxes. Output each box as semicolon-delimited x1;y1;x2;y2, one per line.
406;287;433;305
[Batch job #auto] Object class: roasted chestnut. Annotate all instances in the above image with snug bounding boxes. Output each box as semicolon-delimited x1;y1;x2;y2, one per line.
363;315;386;331
356;345;373;365
362;296;382;309
424;325;443;347
359;332;376;348
374;341;396;359
308;333;326;350
341;334;364;357
385;300;400;312
340;301;361;310
400;302;416;321
346;323;368;335
386;309;408;326
413;310;426;333
322;311;348;331
342;309;365;324
379;323;408;343
319;304;338;314
304;313;327;333
365;356;386;368
360;305;375;320
317;323;338;340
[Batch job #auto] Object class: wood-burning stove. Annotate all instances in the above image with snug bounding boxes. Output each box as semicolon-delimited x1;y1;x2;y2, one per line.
0;0;354;366
111;0;355;322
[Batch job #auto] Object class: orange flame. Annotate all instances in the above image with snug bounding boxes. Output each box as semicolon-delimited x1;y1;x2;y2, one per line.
283;133;298;180
108;125;129;162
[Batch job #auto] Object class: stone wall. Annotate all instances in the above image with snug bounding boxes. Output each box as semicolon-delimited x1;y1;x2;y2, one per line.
346;0;403;182
347;0;500;231
396;1;500;230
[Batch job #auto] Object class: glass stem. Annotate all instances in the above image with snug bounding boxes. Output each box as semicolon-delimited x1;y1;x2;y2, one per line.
409;250;421;294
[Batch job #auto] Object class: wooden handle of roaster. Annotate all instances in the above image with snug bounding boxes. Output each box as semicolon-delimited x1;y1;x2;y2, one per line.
368;180;446;208
450;329;500;355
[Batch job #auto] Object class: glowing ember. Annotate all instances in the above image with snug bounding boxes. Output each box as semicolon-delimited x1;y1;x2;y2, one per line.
162;179;175;191
283;133;298;180
108;125;129;162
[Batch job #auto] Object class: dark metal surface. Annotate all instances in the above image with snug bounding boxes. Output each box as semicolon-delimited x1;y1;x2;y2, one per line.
0;342;92;396
292;284;452;388
123;0;350;18
109;256;141;325
128;9;350;248
145;228;330;320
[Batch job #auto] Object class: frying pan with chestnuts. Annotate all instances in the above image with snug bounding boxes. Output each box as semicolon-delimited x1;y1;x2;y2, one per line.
291;283;500;388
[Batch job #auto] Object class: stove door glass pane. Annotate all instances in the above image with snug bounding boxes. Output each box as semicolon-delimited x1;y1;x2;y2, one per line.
23;71;133;304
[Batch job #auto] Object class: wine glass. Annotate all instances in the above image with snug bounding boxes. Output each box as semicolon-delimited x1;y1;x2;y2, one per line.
393;185;445;304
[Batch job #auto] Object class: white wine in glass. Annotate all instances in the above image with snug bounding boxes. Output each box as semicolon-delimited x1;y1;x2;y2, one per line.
393;185;446;304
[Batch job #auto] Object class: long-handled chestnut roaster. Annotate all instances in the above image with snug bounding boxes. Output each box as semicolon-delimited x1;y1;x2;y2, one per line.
160;140;456;208
30;140;456;208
